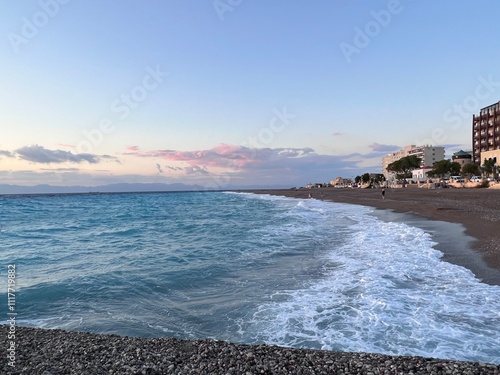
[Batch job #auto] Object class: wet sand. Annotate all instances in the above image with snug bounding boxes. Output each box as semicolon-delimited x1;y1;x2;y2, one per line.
249;186;500;285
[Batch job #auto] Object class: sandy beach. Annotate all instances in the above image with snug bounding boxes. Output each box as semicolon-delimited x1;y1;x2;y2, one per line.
250;186;500;285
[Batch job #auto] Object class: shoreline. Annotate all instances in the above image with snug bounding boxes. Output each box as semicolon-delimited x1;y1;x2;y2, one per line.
248;186;500;286
3;189;500;373
370;209;500;286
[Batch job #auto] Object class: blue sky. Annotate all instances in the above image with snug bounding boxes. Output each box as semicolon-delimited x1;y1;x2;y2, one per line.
2;0;500;188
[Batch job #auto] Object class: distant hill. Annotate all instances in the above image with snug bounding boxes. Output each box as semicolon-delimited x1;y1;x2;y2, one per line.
0;183;206;195
0;183;290;195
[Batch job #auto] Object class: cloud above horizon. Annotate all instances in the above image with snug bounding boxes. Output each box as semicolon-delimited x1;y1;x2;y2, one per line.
441;143;470;156
123;144;384;185
0;150;15;158
40;168;80;172
368;143;401;153
13;145;117;164
124;144;316;170
0;143;387;188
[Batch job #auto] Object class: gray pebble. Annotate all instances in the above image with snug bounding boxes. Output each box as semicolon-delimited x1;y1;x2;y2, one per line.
1;326;499;374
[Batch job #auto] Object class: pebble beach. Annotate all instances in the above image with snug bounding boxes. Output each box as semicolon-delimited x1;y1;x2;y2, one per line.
1;326;500;374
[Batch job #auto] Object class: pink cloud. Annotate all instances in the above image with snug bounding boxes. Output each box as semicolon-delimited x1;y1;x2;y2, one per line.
123;144;315;170
58;143;76;148
119;143;385;187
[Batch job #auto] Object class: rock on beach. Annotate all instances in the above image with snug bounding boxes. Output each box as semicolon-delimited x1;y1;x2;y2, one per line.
1;326;500;374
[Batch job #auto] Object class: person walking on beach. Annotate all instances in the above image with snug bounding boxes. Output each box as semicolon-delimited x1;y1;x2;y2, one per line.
381;188;385;200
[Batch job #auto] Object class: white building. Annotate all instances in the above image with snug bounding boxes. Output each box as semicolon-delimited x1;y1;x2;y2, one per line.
412;166;433;182
383;145;445;180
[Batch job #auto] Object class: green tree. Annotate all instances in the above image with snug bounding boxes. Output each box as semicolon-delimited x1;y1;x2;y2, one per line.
427;160;461;178
387;156;422;179
450;161;461;175
354;175;361;184
482;158;496;177
361;173;370;183
427;160;448;177
462;163;480;177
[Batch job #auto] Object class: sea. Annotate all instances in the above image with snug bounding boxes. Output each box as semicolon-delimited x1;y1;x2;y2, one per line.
1;191;499;364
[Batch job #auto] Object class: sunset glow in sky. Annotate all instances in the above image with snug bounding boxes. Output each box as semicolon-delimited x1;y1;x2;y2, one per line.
2;1;500;188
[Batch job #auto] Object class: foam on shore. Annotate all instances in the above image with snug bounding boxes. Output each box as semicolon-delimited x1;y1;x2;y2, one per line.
371;208;500;286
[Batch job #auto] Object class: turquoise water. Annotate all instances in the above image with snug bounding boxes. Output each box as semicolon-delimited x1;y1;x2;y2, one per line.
0;191;499;364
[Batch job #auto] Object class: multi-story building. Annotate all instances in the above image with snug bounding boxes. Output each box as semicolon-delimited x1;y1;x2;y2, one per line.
382;145;445;180
407;145;445;167
472;101;500;165
451;150;472;168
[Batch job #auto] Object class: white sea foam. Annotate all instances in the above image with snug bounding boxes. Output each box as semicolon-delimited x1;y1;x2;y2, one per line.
239;195;500;364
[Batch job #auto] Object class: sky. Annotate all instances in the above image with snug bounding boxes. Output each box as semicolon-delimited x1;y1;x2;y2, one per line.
2;0;500;189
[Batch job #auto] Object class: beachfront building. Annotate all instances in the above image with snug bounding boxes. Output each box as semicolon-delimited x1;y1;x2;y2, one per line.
472;101;500;165
412;166;433;182
481;149;500;162
329;177;352;186
481;149;500;178
452;150;473;168
382;145;445;180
